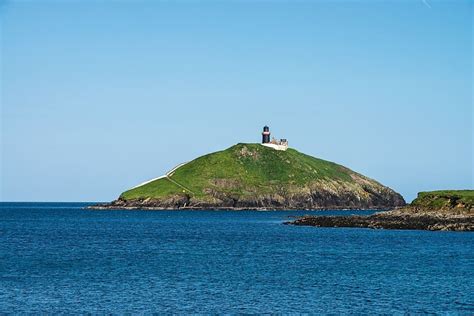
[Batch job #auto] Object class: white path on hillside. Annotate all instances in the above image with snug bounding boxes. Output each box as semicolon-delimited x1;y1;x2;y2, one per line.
166;162;188;177
131;161;189;189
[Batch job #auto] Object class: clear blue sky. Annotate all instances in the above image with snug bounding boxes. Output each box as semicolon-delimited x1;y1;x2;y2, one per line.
1;0;472;202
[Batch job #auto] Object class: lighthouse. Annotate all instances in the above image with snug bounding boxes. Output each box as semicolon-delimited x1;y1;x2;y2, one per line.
262;126;271;143
261;125;288;151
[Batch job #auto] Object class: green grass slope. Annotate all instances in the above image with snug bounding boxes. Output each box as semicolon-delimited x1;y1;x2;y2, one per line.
120;143;386;203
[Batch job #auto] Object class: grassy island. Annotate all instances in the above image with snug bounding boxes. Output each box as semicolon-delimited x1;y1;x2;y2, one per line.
95;143;405;210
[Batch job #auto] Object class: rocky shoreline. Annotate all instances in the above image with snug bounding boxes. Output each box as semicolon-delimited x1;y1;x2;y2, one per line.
285;191;474;231
87;203;392;211
89;186;405;211
87;195;403;211
285;211;474;231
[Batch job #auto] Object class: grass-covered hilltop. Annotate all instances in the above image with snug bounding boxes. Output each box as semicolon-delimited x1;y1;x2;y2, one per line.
96;143;405;210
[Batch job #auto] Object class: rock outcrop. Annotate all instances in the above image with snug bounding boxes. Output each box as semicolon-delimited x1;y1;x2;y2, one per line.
286;190;474;231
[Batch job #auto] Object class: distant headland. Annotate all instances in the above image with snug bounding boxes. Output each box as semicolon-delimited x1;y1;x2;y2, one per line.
90;126;405;211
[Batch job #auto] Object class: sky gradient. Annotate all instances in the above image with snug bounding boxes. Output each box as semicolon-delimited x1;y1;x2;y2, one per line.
1;0;472;202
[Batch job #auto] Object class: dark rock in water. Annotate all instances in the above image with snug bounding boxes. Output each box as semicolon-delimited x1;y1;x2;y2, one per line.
285;190;474;231
286;213;474;231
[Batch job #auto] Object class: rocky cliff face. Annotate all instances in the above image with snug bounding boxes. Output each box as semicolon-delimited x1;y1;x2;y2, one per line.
104;182;404;210
93;143;405;210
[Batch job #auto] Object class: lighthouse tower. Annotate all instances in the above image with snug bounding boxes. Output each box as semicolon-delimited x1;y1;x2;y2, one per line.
260;125;288;151
262;126;270;143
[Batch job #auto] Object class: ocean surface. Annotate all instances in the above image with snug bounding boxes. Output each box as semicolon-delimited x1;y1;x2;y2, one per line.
0;203;473;314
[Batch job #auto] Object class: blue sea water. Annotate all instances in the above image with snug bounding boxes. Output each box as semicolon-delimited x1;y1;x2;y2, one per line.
0;203;473;314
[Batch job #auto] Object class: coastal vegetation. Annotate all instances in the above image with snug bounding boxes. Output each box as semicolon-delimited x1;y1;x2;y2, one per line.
411;190;474;214
121;143;355;200
100;143;405;210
